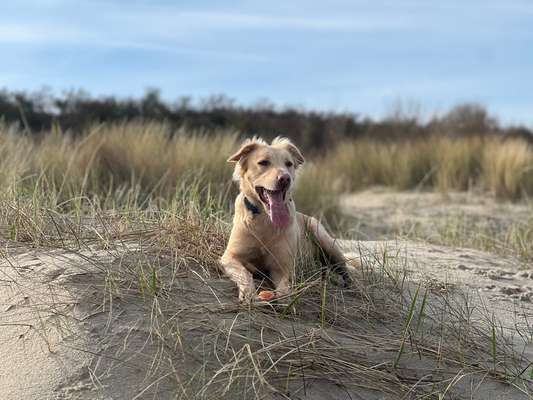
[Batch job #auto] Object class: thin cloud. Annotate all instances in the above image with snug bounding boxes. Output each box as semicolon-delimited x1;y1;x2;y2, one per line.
153;11;414;32
0;20;268;62
105;40;269;62
0;23;92;45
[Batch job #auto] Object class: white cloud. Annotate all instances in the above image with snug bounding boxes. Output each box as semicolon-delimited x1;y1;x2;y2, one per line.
104;40;269;62
131;10;414;32
1;1;419;45
0;22;92;45
1;3;415;60
1;0;524;52
0;20;268;61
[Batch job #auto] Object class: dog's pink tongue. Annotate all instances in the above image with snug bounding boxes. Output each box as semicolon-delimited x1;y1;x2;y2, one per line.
267;191;290;228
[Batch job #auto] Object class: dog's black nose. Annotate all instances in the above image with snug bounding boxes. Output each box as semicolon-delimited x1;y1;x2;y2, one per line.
277;174;291;189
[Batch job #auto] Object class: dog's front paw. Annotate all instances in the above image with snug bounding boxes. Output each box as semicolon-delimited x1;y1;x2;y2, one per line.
238;286;256;303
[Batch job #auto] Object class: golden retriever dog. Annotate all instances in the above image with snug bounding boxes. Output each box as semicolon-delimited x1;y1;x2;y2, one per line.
220;136;353;302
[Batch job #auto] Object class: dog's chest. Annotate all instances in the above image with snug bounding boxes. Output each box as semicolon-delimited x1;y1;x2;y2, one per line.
249;222;299;258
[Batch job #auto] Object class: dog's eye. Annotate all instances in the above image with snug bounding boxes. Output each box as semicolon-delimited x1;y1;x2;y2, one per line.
285;161;293;168
258;160;270;166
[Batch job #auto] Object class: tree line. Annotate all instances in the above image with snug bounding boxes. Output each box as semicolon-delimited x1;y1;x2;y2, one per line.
0;88;531;152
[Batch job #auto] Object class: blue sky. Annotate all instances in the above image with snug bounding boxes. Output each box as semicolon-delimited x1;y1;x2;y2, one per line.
1;0;532;126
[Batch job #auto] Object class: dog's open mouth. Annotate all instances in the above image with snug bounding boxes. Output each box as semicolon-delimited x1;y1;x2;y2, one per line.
255;186;290;227
256;187;288;205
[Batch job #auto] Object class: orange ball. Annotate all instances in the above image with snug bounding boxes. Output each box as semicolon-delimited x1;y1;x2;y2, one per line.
257;290;275;301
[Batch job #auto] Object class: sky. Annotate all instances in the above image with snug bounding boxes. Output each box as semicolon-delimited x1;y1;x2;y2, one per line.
1;0;532;126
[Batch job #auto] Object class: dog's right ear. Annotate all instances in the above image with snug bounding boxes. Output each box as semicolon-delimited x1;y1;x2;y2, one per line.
228;138;266;181
227;140;258;163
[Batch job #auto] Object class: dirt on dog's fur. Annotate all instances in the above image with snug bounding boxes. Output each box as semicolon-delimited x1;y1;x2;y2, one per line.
220;137;352;302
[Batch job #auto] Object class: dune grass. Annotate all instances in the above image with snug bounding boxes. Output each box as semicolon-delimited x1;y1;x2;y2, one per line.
402;209;533;262
0;122;344;224
1;123;532;220
319;136;533;199
1;122;532;256
0;123;236;205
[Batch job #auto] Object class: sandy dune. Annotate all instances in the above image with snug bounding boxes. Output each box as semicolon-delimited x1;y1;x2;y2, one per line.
0;244;94;399
1;234;533;399
344;240;533;334
342;189;533;250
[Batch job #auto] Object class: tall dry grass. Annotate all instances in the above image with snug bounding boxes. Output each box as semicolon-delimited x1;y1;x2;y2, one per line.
1;123;532;228
0;123;342;224
482;139;533;199
31;123;239;201
319;136;533;199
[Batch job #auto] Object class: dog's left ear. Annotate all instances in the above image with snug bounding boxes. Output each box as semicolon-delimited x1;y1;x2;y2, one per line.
285;143;305;168
272;137;305;168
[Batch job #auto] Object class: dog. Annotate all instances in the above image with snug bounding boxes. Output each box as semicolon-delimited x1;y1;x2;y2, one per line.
220;136;353;302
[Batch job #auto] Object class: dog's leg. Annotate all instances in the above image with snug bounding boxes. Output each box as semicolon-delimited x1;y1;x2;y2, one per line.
270;268;291;299
304;216;354;286
220;256;255;302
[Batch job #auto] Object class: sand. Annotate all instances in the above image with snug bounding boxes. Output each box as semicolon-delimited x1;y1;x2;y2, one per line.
0;244;94;399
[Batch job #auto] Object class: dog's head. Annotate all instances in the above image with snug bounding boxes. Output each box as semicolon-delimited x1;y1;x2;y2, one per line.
228;136;304;228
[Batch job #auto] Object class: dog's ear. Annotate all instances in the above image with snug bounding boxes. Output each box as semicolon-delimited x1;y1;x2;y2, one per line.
272;137;305;168
227;140;259;163
228;138;265;182
285;143;305;167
